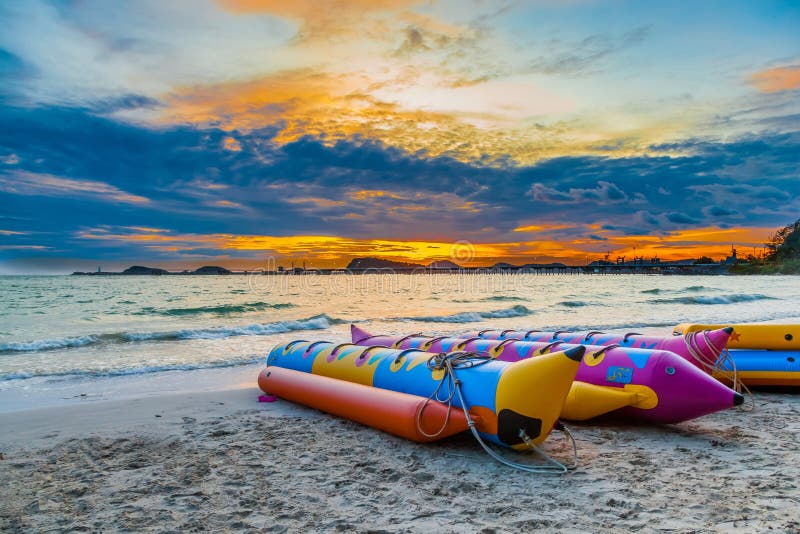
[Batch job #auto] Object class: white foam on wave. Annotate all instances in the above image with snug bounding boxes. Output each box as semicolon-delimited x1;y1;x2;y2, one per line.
0;314;343;353
0;335;100;352
404;305;534;323
652;294;776;305
1;354;265;382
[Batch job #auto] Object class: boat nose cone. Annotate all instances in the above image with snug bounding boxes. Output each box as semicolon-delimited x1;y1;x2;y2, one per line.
733;392;745;406
564;345;586;362
351;324;373;344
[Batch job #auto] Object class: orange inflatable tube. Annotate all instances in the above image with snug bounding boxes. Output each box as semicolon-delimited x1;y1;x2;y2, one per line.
258;366;471;442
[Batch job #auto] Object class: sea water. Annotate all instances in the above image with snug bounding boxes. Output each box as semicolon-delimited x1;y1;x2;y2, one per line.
1;273;798;407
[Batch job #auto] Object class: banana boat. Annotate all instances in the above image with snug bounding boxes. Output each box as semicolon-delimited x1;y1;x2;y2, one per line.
259;339;584;450
351;325;743;423
674;323;800;351
712;349;800;386
467;328;733;370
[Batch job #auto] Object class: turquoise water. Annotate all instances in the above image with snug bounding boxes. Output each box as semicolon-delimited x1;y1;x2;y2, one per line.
1;273;798;389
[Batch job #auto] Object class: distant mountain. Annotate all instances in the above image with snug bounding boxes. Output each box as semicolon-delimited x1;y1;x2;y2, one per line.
122;265;169;275
346;257;426;270
192;265;232;275
492;262;517;269
427;260;461;269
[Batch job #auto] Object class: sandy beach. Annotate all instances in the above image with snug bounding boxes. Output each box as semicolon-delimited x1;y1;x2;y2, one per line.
2;368;798;533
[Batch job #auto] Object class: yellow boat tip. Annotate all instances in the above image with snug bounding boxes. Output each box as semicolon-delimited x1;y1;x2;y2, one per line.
495;347;583;448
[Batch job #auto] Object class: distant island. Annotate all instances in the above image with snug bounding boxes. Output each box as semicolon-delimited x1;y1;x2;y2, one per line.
73;265;233;276
345;258;426;270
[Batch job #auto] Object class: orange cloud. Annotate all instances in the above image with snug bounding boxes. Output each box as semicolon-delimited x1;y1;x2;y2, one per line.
286;197;347;208
223;137;242;151
218;0;412;17
749;65;800;93
163;0;703;167
162;60;693;164
123;226;170;233
216;0;419;45
209;200;244;209
349;190;408;201
513;224;576;233
609;226;771;246
109;0;698;165
583;226;773;262
162;68;585;164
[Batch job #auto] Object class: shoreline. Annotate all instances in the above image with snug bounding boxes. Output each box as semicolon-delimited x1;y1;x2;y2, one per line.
2;367;799;531
0;364;264;415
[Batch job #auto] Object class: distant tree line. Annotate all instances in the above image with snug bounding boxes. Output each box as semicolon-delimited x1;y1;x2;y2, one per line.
734;218;800;274
767;218;800;261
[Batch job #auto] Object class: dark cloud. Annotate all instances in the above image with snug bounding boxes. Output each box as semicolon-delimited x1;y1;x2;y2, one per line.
633;210;661;227
0;48;37;105
394;27;432;55
666;212;700;224
528;26;651;76
527;180;628;204
689;183;791;202
703;205;738;217
91;94;162;114
0;48;31;77
1;103;799;262
390;14;510;87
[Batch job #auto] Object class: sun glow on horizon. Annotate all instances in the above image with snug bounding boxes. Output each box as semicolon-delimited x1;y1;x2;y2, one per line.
70;225;775;269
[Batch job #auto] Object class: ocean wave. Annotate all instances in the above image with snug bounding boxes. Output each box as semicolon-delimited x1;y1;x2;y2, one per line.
0;355;264;382
482;295;527;302
651;294;776;305
404;305;534;323
559;300;589;308
642;285;715;295
0;314;343;354
683;285;708;292
0;335;101;352
137;301;296;317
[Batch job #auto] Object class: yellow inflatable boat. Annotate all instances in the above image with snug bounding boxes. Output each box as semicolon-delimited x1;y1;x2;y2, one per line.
674;323;800;351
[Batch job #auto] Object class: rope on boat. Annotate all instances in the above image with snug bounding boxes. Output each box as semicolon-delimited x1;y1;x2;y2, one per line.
416;351;578;474
683;330;754;411
415;351;492;439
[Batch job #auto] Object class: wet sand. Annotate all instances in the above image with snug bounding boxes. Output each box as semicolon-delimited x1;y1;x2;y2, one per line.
1;383;799;532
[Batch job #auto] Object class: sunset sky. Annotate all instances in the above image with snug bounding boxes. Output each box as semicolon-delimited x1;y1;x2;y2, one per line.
1;0;799;272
